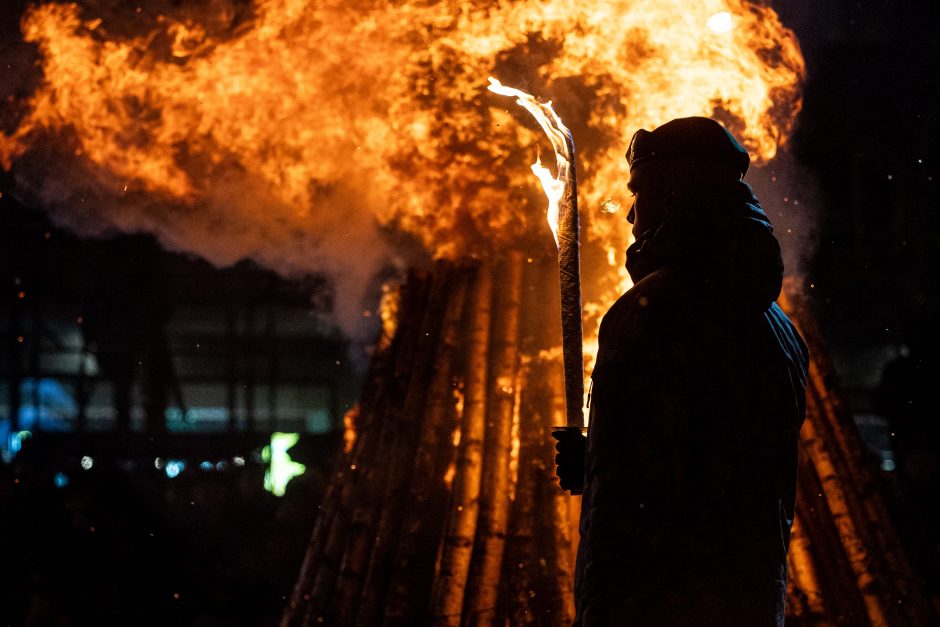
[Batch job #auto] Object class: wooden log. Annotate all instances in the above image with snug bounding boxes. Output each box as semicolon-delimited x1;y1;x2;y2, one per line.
503;252;575;627
281;273;430;627
282;272;935;627
801;393;895;627
301;270;437;625
374;265;472;626
332;264;456;625
502;356;540;626
465;251;524;626
787;510;833;625
796;420;873;626
806;359;931;624
503;351;578;626
543;359;577;625
378;268;473;625
780;286;936;626
430;263;494;627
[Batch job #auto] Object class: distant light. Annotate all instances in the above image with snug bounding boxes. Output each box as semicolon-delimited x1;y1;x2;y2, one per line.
216;461;229;472
154;457;164;470
10;431;32;457
707;11;734;34
232;456;246;467
165;459;185;479
881;458;896;472
263;433;306;497
54;472;70;488
199;460;213;471
80;456;94;470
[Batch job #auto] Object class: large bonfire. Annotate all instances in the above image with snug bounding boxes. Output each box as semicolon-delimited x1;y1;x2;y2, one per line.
1;0;804;357
7;2;927;626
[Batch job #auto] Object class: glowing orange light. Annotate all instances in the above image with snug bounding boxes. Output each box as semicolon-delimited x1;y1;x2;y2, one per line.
0;0;804;372
487;77;571;248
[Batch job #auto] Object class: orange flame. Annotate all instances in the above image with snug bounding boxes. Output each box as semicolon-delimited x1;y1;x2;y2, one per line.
0;0;804;359
342;405;359;454
487;77;570;248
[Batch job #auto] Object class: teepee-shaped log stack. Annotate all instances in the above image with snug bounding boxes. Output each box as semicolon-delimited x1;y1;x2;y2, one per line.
782;288;935;627
281;264;934;627
281;254;575;627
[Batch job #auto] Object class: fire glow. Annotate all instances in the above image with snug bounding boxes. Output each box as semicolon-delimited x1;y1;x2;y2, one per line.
0;0;804;368
486;77;570;248
487;78;586;428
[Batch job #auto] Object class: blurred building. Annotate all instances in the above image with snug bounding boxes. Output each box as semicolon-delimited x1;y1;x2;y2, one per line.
1;199;361;464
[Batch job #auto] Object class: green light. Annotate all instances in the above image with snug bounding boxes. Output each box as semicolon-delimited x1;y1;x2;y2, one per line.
263;432;306;497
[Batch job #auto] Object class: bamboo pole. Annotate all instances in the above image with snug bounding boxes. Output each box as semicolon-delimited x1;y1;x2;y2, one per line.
430;263;494;627
465;251;524;626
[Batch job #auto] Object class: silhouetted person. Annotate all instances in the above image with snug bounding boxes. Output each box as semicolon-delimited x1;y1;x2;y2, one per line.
555;117;808;626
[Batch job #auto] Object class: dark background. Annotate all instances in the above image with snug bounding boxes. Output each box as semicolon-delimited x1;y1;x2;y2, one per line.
2;0;939;624
779;0;939;371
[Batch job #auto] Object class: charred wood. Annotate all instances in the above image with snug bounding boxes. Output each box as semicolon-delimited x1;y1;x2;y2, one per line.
782;285;936;626
464;251;524;626
378;265;472;626
430;263;494;627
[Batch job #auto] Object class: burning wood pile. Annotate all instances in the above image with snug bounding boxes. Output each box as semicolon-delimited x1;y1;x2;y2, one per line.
281;254;578;626
280;265;932;627
2;1;932;623
780;288;934;627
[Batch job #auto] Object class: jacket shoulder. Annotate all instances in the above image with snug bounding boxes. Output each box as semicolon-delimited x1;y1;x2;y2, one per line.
600;269;685;339
596;268;688;368
766;302;810;376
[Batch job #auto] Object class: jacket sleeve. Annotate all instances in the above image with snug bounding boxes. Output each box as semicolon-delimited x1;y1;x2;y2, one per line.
578;327;692;620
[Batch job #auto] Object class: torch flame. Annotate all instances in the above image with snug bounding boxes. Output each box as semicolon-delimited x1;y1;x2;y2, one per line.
530;155;564;248
487;77;570;247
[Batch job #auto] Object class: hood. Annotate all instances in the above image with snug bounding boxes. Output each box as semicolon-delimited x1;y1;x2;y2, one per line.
625;181;783;315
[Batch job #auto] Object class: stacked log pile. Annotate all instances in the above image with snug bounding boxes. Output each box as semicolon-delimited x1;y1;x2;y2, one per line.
281;265;934;627
281;254;576;627
782;287;935;627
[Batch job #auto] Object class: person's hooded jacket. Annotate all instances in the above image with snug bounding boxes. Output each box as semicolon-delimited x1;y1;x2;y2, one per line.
573;179;808;627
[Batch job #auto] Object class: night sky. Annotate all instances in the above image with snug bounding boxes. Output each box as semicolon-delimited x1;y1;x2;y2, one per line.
776;0;939;368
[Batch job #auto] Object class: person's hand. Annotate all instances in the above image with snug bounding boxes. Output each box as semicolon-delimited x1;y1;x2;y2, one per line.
552;428;586;494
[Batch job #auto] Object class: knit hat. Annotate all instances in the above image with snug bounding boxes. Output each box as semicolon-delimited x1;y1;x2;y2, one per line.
626;117;750;177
